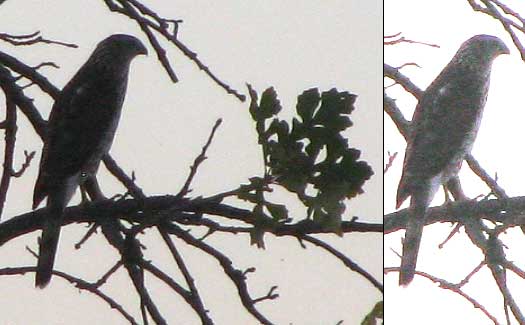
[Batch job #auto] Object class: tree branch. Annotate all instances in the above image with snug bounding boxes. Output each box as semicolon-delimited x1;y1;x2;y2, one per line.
300;235;383;293
164;222;274;325
385;196;525;234
0;266;138;324
103;0;246;101
0;74;17;219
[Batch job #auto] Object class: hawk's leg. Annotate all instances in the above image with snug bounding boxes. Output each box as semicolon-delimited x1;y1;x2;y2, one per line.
75;176;107;249
446;176;468;201
443;185;452;204
80;185;90;205
440;176;469;247
442;176;488;249
82;175;106;202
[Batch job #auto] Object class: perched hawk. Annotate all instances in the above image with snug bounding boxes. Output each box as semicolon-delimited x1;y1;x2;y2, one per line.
33;34;147;287
396;34;509;286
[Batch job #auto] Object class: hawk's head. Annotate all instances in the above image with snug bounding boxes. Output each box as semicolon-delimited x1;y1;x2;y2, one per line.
455;34;509;68
87;34;147;69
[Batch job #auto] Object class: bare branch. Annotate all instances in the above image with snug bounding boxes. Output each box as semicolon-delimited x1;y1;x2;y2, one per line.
0;31;78;48
32;61;60;70
384;63;423;99
384;267;499;324
157;229;212;324
301;235;383;293
465;154;508;199
0;50;60;99
384;32;440;48
177;118;222;198
0;266;138;324
0;64;47;138
74;223;99;249
117;0;179;82
94;261;123;288
11;150;36;178
0;69;18;219
103;154;147;202
252;286;279;304
165;222;274;325
141;259;214;325
102;0;246;101
383;151;398;174
385;196;525;234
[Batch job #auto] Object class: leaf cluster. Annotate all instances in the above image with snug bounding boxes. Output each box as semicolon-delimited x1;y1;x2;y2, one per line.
245;85;373;231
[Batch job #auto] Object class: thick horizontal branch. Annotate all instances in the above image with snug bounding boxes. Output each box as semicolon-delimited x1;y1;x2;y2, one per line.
0;195;382;246
385;196;525;234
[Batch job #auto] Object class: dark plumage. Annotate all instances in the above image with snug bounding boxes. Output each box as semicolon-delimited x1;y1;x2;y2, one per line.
33;34;147;288
396;34;509;286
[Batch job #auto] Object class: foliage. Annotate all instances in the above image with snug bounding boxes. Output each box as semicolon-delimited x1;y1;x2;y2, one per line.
362;301;383;325
245;85;373;233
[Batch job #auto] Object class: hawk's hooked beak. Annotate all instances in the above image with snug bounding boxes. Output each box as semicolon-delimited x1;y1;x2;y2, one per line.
137;43;148;56
500;42;510;55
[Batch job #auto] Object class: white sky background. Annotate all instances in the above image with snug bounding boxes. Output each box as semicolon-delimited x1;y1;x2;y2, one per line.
385;0;525;324
0;1;382;324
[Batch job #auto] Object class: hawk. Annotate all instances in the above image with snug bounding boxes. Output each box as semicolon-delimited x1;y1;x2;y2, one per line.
33;34;147;287
396;34;509;285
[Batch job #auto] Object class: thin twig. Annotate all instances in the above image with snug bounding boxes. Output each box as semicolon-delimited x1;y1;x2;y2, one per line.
166;223;274;325
384;33;440;48
103;0;246;101
0;50;60;99
384;267;499;324
157;228;212;324
74;223;99;249
0;31;78;48
11;150;36;177
301;235;383;293
0;266;138;324
94;261;123;287
383;151;398;174
252;286;279;304
117;0;179;82
177;118;222;198
103;155;147;202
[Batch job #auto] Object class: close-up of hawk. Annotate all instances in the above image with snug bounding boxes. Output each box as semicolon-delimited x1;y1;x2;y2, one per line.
396;34;509;286
32;34;147;288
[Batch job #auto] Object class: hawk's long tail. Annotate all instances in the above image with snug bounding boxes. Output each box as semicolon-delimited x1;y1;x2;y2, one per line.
399;194;428;286
35;200;64;288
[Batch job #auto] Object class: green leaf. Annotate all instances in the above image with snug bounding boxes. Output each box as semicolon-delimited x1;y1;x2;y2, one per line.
361;301;383;325
266;203;288;221
259;87;281;119
296;88;320;123
247;83;259;120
